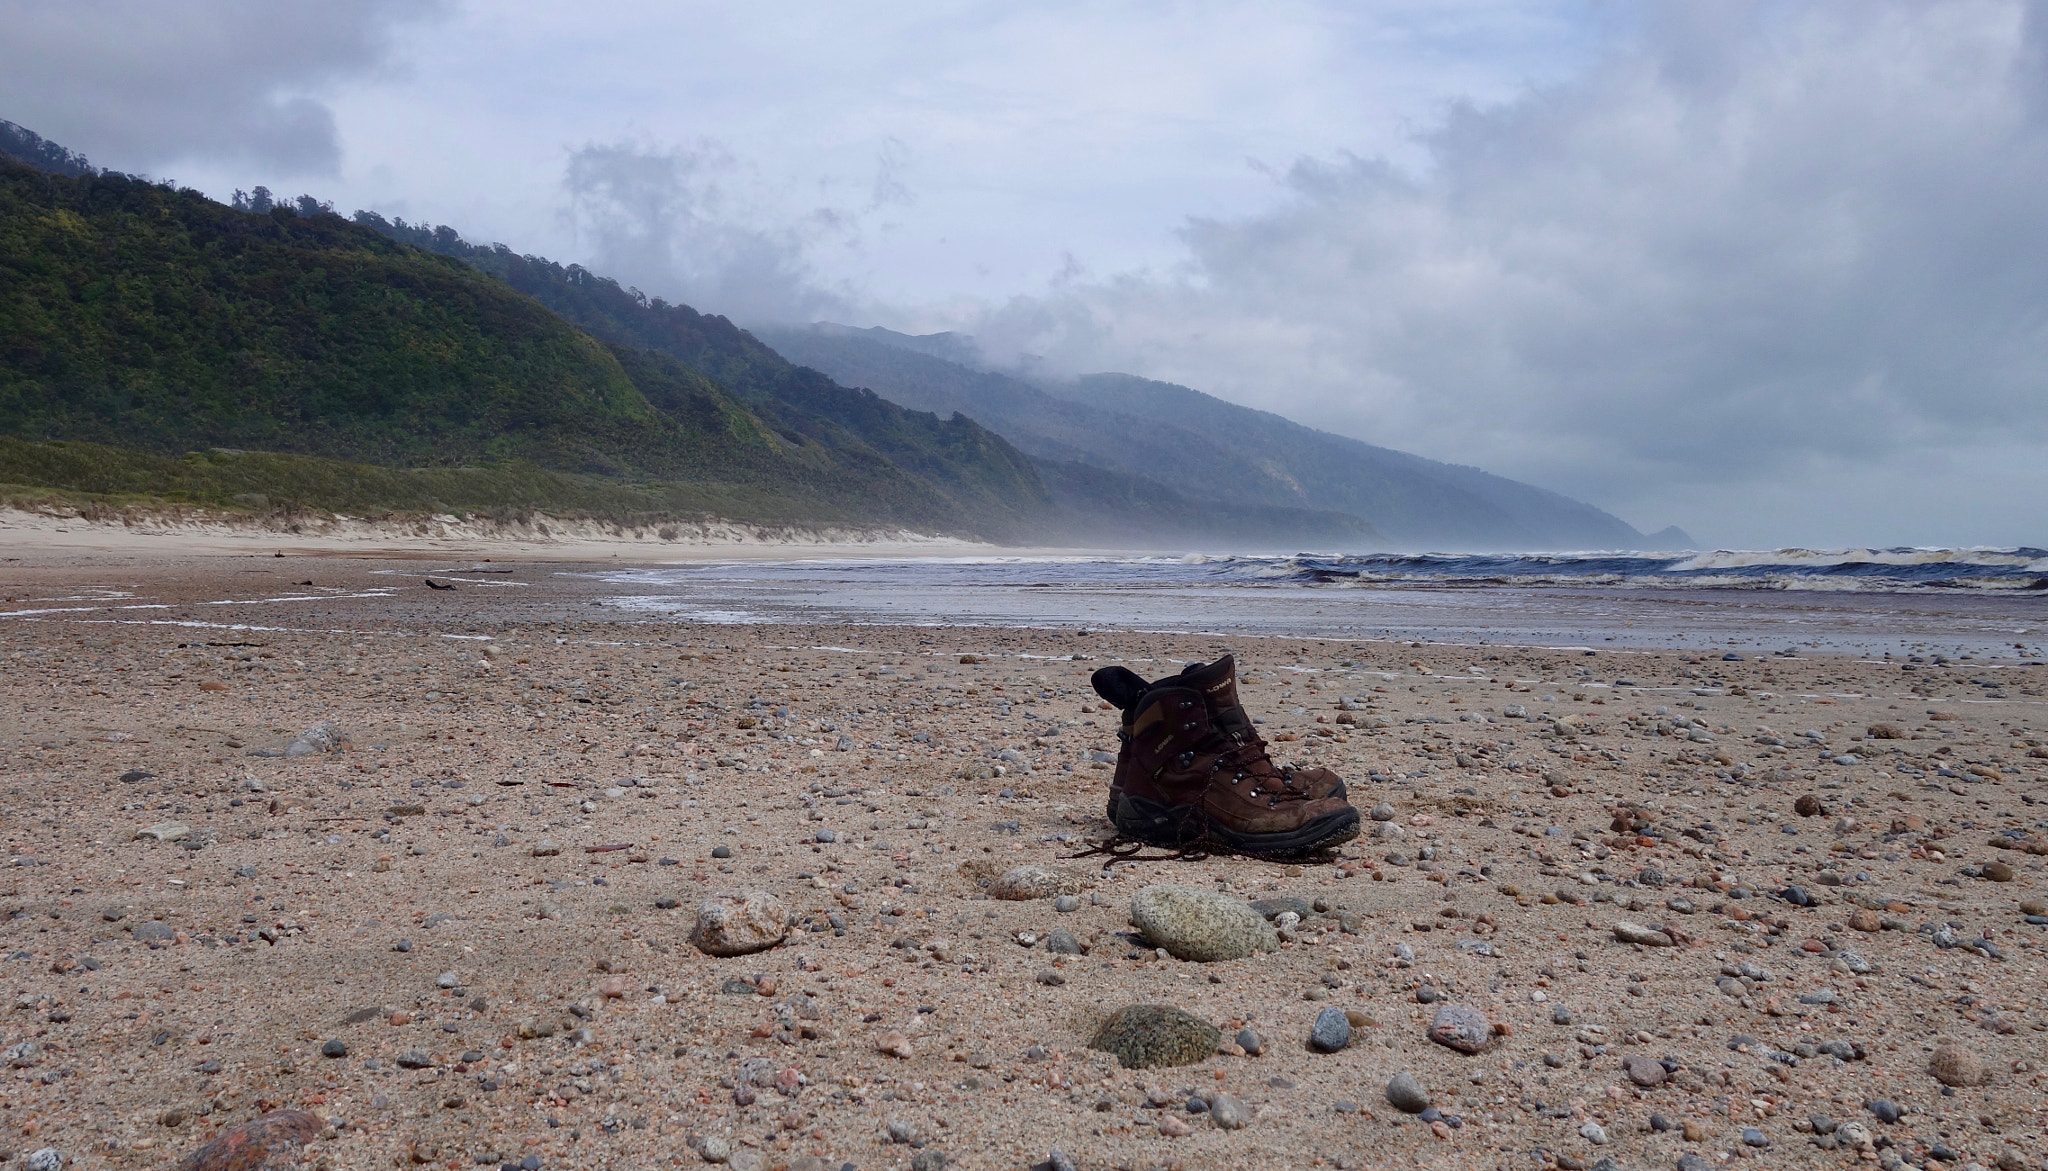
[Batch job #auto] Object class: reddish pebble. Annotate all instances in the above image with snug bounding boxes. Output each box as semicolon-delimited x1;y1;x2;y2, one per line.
597;976;630;998
775;1067;803;1090
388;1011;411;1025
1800;939;1828;953
174;1109;319;1171
877;1031;914;1058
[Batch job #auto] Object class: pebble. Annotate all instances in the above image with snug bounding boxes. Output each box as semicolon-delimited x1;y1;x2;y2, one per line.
1370;803;1397;821
909;1152;948;1171
1741;1127;1770;1147
711;845;732;859
1551;1004;1572;1025
1090;1004;1222;1069
1426;1003;1492;1053
1249;896;1312;920
1157;1114;1191;1137
1308;1006;1351;1052
692;891;789;956
435;970;459;988
1623;1055;1668;1087
172;1110;319;1171
989;865;1068;900
22;1153;59;1171
1982;860;2014;882
1867;1098;1902;1123
1384;1070;1431;1113
701;1135;732;1162
1208;1092;1250;1129
1128;884;1278;962
1579;1120;1608;1144
320;1039;347;1058
1676;1156;1711;1171
1043;928;1083;955
1612;920;1675;946
1235;1027;1262;1056
1414;984;1440;1004
1045;1151;1077;1171
1054;895;1080;912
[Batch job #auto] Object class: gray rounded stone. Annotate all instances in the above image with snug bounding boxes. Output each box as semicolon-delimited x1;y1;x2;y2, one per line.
1385;1070;1430;1113
1624;1055;1668;1087
1090;1004;1222;1069
1308;1007;1351;1053
1044;928;1084;955
1128;884;1278;962
1370;803;1397;821
1426;1003;1492;1053
1235;1027;1262;1056
1208;1092;1250;1129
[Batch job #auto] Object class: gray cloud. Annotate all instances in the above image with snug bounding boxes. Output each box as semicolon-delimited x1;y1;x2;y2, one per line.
952;1;2048;544
0;0;444;175
563;139;913;326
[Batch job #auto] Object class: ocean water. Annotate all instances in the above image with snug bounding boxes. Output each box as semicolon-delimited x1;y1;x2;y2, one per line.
591;548;2048;660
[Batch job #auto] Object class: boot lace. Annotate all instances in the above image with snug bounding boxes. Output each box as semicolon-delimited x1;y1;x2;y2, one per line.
1209;729;1314;802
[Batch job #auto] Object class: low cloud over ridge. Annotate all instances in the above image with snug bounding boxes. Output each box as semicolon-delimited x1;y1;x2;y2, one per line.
949;2;2048;545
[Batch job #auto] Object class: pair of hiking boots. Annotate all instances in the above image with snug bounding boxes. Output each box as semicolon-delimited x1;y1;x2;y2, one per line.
1090;655;1359;856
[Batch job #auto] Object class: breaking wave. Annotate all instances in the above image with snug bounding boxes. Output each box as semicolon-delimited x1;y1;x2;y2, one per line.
1182;547;2048;593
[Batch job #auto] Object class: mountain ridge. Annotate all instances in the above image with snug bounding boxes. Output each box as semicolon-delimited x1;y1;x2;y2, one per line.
759;323;1657;549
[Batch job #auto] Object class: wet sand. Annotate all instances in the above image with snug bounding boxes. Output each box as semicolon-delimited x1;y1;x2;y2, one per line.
0;548;2044;1171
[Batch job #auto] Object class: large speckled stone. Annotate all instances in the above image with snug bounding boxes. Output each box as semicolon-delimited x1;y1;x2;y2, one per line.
1090;1005;1222;1069
1129;884;1278;962
691;890;789;957
1928;1039;1986;1087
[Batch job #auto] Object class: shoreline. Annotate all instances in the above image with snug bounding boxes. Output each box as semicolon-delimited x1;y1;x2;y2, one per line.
0;504;1018;563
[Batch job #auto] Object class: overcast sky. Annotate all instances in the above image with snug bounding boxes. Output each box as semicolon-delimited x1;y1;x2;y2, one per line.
6;0;2047;549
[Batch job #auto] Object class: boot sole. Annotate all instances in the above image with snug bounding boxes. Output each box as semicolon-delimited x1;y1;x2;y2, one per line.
1112;792;1360;857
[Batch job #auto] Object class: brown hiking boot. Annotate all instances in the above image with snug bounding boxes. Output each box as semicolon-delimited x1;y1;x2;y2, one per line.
1176;656;1346;801
1091;662;1359;856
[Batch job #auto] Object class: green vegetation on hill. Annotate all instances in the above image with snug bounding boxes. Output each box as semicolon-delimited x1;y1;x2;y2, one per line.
351;214;1053;534
0;436;847;524
0;160;1048;538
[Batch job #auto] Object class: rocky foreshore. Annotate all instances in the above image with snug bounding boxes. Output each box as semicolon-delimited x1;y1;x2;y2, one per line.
0;553;2042;1170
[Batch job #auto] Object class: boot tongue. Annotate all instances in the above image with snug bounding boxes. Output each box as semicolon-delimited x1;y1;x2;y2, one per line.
1179;655;1240;717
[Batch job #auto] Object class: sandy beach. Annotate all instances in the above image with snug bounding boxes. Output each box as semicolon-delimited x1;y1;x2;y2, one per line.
0;536;2043;1171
